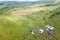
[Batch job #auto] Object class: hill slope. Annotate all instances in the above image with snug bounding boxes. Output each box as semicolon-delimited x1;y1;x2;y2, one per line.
0;1;60;40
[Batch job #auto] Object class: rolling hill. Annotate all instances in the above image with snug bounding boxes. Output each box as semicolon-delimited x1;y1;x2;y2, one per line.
0;1;60;40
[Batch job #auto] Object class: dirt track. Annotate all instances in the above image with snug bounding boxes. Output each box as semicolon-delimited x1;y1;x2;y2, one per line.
11;8;46;16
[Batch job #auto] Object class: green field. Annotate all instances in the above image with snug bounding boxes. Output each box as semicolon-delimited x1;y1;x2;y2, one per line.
0;1;60;40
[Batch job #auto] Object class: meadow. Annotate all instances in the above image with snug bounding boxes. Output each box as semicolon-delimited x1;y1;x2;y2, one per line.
0;1;60;40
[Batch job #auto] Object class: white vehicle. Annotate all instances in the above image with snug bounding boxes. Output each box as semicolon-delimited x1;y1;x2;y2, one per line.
39;29;44;33
45;25;54;30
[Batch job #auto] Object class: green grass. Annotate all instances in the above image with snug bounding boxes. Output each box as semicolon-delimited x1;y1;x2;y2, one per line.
0;14;46;40
0;4;60;40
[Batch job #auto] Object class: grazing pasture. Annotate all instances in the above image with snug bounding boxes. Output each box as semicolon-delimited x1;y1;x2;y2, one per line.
0;1;60;40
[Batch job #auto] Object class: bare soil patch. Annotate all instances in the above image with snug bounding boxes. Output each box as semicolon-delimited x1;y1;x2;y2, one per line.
11;8;46;16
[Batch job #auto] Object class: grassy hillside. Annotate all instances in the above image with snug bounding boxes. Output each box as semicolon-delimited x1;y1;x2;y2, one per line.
0;1;60;40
